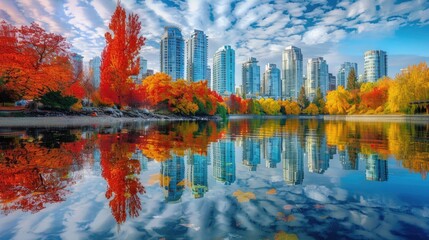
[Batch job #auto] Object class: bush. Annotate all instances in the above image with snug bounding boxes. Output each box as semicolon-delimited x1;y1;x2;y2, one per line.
40;91;78;110
216;103;228;120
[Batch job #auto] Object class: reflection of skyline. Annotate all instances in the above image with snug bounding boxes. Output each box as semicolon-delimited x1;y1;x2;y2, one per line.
161;156;185;203
339;148;359;170
263;137;282;168
305;132;330;174
213;141;236;185
282;134;304;185
187;154;209;198
243;138;261;171
365;154;388;182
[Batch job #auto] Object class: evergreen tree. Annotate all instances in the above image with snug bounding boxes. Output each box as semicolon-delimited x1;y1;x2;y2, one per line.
312;87;326;113
346;68;359;90
297;86;309;109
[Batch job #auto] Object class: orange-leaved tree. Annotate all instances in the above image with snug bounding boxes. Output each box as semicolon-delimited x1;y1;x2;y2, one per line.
0;21;75;99
100;2;145;107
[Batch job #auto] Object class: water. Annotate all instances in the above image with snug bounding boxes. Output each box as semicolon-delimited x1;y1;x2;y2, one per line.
0;119;428;239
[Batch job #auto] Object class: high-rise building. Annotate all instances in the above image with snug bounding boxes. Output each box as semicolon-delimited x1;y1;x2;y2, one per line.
131;57;148;84
337;62;358;88
364;50;387;82
262;137;281;168
242;57;260;97
206;66;211;88
71;53;83;79
328;73;336;91
89;56;101;88
306;57;329;101
160;27;184;81
262;63;281;98
186;30;208;82
282;46;303;100
213;45;235;95
305;133;330;174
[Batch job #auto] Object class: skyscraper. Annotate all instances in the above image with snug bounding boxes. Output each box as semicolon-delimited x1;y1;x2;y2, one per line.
337;62;358;88
131;57;147;84
282;46;303;100
328;73;336;91
213;45;235;95
187;154;208;199
160;27;184;81
242;57;260;97
71;53;83;79
306;57;329;101
282;134;304;185
242;138;261;171
186;30;208;82
161;156;185;202
364;50;387;82
262;63;281;98
365;154;388;181
89;56;101;88
213;141;236;185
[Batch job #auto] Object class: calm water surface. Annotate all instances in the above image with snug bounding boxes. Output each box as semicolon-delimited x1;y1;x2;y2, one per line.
0;119;428;239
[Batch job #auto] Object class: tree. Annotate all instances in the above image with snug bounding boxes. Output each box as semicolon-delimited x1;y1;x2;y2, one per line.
0;21;74;99
297;86;309;109
312;87;325;113
325;86;351;114
100;2;145;107
346;68;359;90
258;98;281;115
303;103;319;115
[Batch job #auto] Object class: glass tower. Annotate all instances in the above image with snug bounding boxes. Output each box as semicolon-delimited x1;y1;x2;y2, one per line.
282;46;303;100
364;50;387;82
186;30;208;82
262;63;281;98
242;57;260;97
306;57;329;101
213;45;235;95
337;62;358;88
160;27;184;81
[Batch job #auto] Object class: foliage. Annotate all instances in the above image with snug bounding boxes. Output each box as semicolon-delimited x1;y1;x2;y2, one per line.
226;94;248;114
247;99;262;115
346;68;359;90
100;2;145;107
0;20;75;99
297;86;309;109
40;90;78;110
279;100;301;115
312;87;326;113
325;86;351;114
387;62;429;113
216;103;228;120
258;98;281;115
303;103;319;115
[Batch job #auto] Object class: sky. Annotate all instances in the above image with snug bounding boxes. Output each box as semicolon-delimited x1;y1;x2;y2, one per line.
1;0;429;85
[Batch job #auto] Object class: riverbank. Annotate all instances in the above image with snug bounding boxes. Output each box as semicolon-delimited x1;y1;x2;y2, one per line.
323;114;429;123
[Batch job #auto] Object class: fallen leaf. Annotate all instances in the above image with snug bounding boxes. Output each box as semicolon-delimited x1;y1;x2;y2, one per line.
314;204;324;209
283;204;294;210
274;231;299;240
266;188;277;195
233;190;256;203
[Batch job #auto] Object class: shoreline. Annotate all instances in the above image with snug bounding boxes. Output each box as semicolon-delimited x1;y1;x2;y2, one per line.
0;114;428;127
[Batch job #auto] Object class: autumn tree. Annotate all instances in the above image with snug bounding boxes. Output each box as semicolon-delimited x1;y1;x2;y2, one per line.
258;98;281;115
303;103;319;115
325;86;351;114
312;87;325;113
0;21;75;99
346;68;359;90
100;2;145;107
387;62;429;113
297;86;309;110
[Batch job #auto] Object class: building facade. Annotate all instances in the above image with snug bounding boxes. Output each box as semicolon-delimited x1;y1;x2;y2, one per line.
89;56;101;89
328;73;336;91
186;30;208;82
242;57;260;97
364;50;387;82
306;57;329;101
71;53;83;79
213;45;235;95
160;27;184;81
337;62;358;88
262;63;281;98
282;46;303;100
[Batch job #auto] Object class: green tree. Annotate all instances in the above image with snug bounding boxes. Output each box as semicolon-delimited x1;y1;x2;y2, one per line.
312;87;325;112
297;86;309;110
346;68;359;90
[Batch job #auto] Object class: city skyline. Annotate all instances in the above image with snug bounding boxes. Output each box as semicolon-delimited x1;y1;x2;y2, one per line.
1;0;428;85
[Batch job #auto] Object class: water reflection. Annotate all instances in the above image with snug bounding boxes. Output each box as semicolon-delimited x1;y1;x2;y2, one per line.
1;119;428;238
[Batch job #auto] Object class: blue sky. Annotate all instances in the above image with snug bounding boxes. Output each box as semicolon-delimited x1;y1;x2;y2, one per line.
1;0;429;84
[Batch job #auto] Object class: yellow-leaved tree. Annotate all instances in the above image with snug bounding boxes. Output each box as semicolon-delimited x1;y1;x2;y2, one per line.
325;86;351;114
387;62;429;113
303;103;319;115
258;98;281;115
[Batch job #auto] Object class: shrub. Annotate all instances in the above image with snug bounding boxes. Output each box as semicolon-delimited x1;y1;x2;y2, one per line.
40;91;78;110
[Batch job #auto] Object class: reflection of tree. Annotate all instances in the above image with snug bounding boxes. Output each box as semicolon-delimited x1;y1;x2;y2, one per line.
0;138;85;215
99;134;145;224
